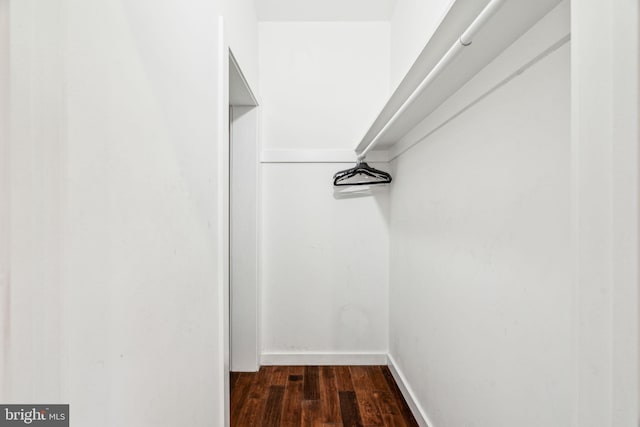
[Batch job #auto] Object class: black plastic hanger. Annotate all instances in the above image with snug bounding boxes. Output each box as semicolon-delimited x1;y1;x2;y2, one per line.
333;161;392;186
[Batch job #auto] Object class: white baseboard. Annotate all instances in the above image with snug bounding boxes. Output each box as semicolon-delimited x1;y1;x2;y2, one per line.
386;354;434;427
260;352;388;366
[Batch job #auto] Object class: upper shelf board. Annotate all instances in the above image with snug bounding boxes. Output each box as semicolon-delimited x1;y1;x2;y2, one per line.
355;0;563;155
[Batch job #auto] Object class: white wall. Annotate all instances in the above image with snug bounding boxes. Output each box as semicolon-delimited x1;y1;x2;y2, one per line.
223;0;259;93
389;0;453;91
258;22;391;362
572;1;640;425
259;22;390;151
388;34;572;427
7;0;65;402
0;0;9;399
261;164;389;361
6;0;258;425
230;106;260;372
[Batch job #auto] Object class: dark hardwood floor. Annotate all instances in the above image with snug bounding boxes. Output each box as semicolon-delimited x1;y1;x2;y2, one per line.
231;365;419;427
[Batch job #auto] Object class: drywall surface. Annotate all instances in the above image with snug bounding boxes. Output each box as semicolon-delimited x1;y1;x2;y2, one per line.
258;22;391;360
223;0;260;93
7;0;66;402
0;0;9;399
388;43;572;426
572;1;640;425
6;0;258;425
255;0;396;22
389;0;453;91
258;22;390;151
230;106;260;371
261;163;389;357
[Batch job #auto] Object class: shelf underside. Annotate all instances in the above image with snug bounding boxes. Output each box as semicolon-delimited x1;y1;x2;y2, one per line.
355;0;563;154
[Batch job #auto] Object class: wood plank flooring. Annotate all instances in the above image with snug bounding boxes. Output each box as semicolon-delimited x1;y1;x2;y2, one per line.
231;366;419;427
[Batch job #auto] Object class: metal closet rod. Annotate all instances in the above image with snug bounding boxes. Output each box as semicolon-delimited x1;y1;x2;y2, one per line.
357;0;507;162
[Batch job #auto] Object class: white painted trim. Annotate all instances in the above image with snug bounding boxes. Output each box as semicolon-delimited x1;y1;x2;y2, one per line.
230;106;261;373
386;354;434;427
571;1;640;425
255;108;264;377
610;1;640;424
0;0;9;401
229;48;260;374
261;149;389;163
260;352;388;366
216;16;231;427
391;1;570;161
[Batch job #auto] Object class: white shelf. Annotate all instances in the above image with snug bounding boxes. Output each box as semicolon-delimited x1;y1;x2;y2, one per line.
355;0;564;158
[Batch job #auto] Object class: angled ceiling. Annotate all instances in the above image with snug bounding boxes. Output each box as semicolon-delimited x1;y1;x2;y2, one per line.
255;0;398;21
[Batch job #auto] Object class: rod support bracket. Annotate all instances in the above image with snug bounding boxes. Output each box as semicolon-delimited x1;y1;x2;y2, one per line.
459;36;472;46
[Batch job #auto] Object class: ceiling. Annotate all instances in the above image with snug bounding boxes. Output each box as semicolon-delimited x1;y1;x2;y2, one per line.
255;0;398;21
